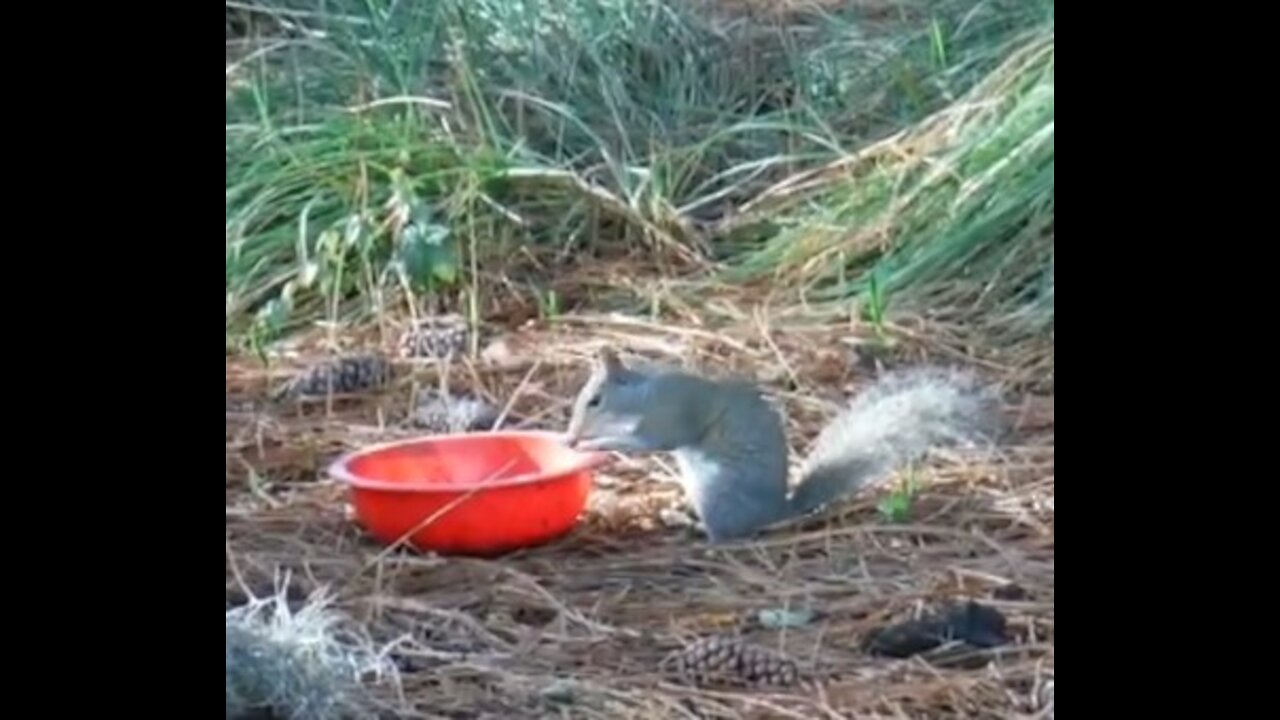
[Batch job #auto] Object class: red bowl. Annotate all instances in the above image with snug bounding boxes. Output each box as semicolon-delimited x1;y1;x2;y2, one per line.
327;430;610;556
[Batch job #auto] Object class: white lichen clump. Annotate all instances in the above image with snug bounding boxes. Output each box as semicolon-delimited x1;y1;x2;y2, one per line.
226;585;398;720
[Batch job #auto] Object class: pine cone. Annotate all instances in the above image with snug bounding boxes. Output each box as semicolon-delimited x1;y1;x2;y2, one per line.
674;635;800;688
397;315;468;359
411;392;500;433
284;354;392;398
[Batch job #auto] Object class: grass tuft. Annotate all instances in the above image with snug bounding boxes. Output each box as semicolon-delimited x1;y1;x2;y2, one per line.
225;580;401;719
720;16;1054;342
227;0;1053;355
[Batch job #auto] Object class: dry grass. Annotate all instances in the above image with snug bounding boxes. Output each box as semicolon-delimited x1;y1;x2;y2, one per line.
226;299;1053;719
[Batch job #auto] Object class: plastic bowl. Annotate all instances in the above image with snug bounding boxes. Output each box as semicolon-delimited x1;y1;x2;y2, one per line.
327;430;610;556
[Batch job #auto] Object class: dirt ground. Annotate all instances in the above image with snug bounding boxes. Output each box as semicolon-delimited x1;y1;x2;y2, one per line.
226;313;1054;719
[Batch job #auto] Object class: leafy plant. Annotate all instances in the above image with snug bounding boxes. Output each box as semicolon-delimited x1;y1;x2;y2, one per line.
877;467;919;523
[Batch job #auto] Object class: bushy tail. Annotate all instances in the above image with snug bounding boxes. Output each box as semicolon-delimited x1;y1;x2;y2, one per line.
226;585;398;720
788;366;1001;516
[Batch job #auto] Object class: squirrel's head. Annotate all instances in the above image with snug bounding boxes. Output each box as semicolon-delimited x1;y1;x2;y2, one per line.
565;347;655;451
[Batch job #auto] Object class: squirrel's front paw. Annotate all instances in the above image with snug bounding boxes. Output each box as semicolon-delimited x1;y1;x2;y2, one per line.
659;506;698;530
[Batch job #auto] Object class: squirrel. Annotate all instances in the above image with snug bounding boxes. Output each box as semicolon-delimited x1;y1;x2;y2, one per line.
565;347;1000;542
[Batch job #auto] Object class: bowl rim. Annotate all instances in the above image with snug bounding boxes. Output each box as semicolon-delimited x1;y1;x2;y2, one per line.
327;429;612;493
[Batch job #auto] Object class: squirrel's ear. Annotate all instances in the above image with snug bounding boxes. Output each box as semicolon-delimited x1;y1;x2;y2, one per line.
595;346;625;375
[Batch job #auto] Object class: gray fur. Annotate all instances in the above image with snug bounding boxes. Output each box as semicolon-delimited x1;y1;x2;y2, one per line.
669;381;791;541
789;366;1000;516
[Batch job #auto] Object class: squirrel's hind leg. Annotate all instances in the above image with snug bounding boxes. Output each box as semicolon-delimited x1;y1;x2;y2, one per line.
672;448;787;543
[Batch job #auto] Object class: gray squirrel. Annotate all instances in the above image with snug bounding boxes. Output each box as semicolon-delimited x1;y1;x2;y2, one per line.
565;348;1000;542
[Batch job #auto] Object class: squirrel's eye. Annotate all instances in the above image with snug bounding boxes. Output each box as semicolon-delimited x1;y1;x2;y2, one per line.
587;394;601;408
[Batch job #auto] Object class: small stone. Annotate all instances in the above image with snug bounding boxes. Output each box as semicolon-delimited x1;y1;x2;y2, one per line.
480;338;523;369
539;679;577;704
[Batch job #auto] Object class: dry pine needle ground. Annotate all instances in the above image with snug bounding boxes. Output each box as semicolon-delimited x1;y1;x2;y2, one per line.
226;315;1054;719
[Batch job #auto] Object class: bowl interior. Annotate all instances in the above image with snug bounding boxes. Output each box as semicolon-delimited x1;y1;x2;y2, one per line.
337;431;601;491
